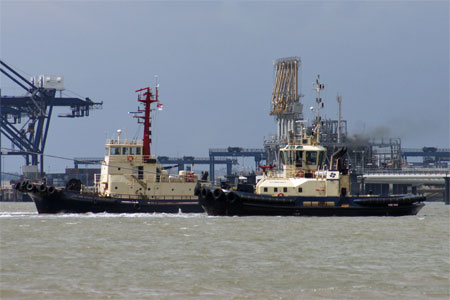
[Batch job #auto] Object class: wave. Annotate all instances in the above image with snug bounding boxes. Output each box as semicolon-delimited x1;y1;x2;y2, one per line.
0;211;207;219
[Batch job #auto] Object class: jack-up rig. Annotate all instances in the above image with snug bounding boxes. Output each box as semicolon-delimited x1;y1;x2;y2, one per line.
0;59;102;177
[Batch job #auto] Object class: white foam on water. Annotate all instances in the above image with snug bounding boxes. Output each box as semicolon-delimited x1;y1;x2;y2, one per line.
25;212;208;219
0;211;37;218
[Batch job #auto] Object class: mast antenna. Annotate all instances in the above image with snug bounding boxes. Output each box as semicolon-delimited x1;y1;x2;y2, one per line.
337;93;342;144
134;85;159;160
312;74;325;143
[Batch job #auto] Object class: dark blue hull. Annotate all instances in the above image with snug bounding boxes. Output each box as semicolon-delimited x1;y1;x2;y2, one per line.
28;189;203;214
199;187;425;217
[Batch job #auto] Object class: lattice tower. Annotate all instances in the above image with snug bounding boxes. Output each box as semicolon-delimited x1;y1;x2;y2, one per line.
270;57;303;141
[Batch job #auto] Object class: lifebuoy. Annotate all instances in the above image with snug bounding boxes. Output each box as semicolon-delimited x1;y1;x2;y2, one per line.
277;192;284;197
296;170;305;178
127;155;134;162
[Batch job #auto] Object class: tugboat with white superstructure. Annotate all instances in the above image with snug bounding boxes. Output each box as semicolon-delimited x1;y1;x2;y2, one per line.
199;75;425;216
17;86;206;213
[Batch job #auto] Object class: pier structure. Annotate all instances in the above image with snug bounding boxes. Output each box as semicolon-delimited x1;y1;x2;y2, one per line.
73;157;105;168
73;155;239;179
209;147;267;182
157;156;237;175
0;59;102;177
402;147;450;168
360;170;450;204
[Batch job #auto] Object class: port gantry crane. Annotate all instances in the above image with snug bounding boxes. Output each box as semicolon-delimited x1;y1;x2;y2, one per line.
0;59;102;177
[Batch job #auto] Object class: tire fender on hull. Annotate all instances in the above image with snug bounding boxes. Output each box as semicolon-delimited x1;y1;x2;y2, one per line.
225;191;242;215
200;187;214;207
213;188;224;200
38;184;47;193
20;181;29;191
26;183;36;192
47;186;56;195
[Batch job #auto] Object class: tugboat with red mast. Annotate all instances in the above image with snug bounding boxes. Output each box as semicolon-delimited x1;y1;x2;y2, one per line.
17;85;206;214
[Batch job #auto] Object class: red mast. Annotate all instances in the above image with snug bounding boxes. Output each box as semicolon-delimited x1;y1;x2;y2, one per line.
135;86;159;159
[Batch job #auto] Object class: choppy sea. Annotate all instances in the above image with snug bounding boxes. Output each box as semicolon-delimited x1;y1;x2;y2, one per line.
1;202;449;299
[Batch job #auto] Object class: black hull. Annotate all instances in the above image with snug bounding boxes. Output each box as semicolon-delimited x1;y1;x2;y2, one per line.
199;187;425;217
28;190;203;214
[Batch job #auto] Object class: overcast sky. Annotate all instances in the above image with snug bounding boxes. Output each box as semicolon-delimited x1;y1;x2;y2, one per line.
1;0;449;174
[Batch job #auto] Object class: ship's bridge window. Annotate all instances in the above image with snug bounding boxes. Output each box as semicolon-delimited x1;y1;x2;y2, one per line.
136;147;142;155
282;151;295;165
282;151;290;165
283;152;289;165
279;152;286;165
306;151;317;165
111;147;121;155
129;147;136;155
318;151;324;168
280;150;303;166
295;151;303;167
122;147;129;155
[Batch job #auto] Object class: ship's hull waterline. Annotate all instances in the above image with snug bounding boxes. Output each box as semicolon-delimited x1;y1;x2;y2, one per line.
199;187;425;217
27;188;203;214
